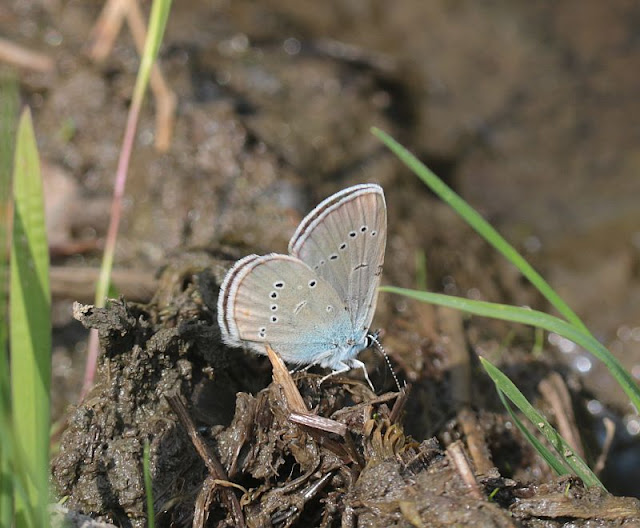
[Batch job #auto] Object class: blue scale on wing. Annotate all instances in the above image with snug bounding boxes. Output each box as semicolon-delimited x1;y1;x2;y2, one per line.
289;185;386;334
228;255;353;365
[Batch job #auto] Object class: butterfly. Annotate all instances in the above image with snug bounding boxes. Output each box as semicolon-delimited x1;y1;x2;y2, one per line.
217;184;386;388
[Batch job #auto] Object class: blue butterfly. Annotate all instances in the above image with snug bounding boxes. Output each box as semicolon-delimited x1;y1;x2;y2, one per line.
217;184;386;388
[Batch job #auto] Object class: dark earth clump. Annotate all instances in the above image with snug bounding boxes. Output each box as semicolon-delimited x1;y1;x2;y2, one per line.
52;255;640;527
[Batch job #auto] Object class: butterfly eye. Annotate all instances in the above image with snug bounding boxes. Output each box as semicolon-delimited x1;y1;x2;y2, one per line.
349;231;357;238
271;315;278;323
371;230;377;236
270;291;278;299
360;225;368;232
270;305;277;311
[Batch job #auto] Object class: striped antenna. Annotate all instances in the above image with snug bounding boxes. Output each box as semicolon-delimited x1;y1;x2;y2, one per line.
367;333;402;392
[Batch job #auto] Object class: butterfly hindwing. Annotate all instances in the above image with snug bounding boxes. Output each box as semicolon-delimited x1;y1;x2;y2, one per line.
217;254;353;365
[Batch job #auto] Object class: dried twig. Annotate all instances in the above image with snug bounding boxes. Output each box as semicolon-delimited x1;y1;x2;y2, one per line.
120;0;176;151
458;407;494;475
264;345;367;467
50;266;156;302
193;475;218;528
331;391;400;420
166;394;246;528
446;440;483;500
288;412;347;436
270;471;335;525
437;306;471;407
0;37;54;72
594;417;615;476
88;0;129;62
512;485;640;519
538;372;585;458
389;385;409;424
88;0;176;151
266;344;307;413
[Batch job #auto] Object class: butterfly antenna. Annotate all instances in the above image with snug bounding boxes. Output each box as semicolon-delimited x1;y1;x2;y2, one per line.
368;333;402;392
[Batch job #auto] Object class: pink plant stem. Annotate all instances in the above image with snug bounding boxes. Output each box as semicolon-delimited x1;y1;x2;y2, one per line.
80;97;143;400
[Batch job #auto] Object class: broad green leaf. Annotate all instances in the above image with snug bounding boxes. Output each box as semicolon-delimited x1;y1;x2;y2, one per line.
10;107;51;526
0;71;19;528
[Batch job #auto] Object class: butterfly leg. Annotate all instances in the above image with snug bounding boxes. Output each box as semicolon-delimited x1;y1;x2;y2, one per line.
319;362;349;387
348;358;374;392
319;360;374;392
289;363;309;374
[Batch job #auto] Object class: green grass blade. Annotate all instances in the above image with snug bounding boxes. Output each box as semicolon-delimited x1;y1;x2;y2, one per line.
0;433;38;528
414;249;427;290
0;71;19;528
380;286;640;410
10;108;51;526
94;0;172;305
371;127;588;334
481;357;605;489
85;0;173;398
143;440;155;528
132;0;172;104
496;389;570;476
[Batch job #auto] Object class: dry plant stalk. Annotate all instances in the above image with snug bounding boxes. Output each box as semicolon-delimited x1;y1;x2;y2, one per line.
437;306;472;407
88;0;176;151
50;266;156;302
266;344;351;438
594;417;615;476
457;407;494;475
289;412;347;436
446;440;483;500
265;343;308;413
538;372;586;459
0;37;54;72
166;394;246;528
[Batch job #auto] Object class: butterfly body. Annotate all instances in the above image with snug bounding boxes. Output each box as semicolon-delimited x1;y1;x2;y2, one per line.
217;184;386;386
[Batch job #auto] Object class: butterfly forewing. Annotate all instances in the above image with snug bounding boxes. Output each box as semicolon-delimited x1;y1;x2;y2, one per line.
288;184;386;333
217;254;353;365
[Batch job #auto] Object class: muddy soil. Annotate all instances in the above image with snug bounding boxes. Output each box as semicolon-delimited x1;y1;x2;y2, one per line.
2;0;640;526
56;259;640;527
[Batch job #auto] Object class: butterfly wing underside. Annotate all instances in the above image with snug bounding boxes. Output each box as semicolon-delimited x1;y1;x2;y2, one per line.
217;254;353;365
288;184;386;334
